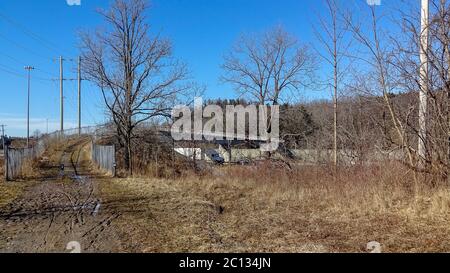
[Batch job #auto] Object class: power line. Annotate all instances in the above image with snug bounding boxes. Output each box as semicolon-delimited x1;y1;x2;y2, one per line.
0;16;68;78
0;65;26;79
0;33;53;61
0;52;27;66
0;63;54;83
0;52;57;78
35;68;57;78
0;65;55;86
0;11;68;55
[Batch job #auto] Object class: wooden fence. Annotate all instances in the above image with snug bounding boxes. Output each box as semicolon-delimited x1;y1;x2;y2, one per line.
91;143;116;176
4;141;44;181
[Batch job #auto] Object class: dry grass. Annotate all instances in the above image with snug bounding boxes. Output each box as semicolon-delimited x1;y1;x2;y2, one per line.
41;136;91;164
98;161;450;253
18;158;42;180
0;181;27;209
42;138;70;164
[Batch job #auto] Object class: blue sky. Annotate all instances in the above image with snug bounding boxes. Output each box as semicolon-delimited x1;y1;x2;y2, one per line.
0;0;410;136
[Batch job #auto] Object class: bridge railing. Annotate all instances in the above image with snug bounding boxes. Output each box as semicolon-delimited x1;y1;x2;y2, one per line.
45;124;115;140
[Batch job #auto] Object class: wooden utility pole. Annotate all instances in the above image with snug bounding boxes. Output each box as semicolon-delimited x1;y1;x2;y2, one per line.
60;56;64;135
1;124;7;181
78;56;82;136
419;0;429;166
1;125;5;151
25;66;34;148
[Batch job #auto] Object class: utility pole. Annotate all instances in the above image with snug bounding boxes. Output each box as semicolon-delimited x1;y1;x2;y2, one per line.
59;56;64;135
418;0;429;166
1;124;7;181
78;56;82;136
25;66;34;148
1;124;5;151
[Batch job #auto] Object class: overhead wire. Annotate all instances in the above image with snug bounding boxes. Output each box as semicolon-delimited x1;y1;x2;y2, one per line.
0;12;88;130
0;11;70;56
0;52;57;78
0;33;53;61
0;65;26;79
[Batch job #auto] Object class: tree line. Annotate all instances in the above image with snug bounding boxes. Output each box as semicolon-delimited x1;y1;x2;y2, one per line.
79;0;450;185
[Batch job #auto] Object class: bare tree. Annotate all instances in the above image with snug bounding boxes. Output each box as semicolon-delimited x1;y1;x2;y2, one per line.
80;0;189;174
437;0;450;181
314;0;351;167
385;0;450;181
343;3;420;186
221;26;316;106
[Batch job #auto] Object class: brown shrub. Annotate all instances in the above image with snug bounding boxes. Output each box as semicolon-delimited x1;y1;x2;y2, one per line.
100;161;450;252
208;161;450;218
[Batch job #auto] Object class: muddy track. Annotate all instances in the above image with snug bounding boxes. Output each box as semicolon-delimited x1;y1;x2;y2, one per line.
0;139;123;253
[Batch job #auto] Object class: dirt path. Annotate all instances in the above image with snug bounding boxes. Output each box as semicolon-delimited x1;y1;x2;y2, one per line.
0;139;123;253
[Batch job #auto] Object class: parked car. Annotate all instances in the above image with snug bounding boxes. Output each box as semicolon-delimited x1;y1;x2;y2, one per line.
206;150;225;164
